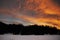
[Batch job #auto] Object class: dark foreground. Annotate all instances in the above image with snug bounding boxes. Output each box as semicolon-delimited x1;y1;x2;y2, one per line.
0;22;60;35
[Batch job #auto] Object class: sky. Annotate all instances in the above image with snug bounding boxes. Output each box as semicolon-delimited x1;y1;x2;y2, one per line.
0;0;60;29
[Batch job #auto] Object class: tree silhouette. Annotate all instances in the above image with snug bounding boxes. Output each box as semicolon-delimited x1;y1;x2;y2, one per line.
0;22;60;35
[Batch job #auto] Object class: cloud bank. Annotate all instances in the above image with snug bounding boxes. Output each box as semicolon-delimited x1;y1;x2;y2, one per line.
0;0;60;29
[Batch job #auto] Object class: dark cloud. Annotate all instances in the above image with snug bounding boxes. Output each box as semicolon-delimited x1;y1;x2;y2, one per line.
52;0;60;6
0;0;18;8
21;10;37;17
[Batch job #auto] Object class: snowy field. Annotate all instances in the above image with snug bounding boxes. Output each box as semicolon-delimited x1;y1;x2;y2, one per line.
0;34;60;40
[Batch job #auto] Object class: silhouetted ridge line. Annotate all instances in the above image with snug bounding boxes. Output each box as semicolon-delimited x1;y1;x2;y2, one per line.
0;22;60;35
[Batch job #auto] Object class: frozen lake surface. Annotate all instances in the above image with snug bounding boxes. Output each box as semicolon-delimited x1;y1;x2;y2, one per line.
0;34;60;40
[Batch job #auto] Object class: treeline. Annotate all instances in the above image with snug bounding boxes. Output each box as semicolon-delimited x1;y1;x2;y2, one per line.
0;22;60;35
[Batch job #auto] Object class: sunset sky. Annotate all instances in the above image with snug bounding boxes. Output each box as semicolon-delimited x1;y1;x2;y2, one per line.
0;0;60;29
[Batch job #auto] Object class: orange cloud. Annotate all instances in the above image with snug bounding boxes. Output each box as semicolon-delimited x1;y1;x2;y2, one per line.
0;0;60;29
23;0;60;14
18;0;59;29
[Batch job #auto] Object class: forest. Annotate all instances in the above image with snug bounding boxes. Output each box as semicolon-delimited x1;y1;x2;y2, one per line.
0;22;60;35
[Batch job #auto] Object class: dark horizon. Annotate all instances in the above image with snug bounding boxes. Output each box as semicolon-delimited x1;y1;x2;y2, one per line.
0;22;60;35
